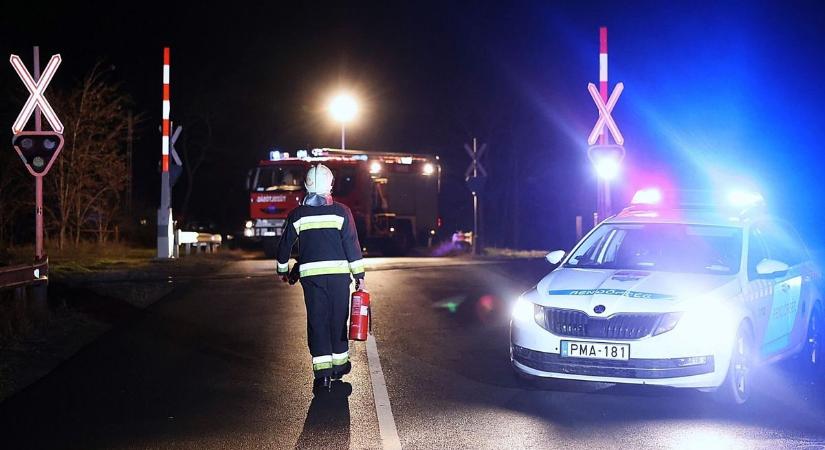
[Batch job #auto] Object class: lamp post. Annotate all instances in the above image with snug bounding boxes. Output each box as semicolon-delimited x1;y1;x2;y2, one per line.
328;92;359;150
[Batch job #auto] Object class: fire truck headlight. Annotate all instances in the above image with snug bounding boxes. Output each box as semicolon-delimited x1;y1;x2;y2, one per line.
245;220;254;229
422;163;435;175
370;161;382;174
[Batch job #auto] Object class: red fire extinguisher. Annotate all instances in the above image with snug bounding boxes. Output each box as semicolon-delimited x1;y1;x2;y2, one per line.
349;289;370;341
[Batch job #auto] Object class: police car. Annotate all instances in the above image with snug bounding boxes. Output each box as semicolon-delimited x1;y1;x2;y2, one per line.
510;189;823;404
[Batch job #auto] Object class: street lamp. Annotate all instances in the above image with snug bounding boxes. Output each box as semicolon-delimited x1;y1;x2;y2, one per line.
328;92;359;150
587;144;625;221
593;155;620;181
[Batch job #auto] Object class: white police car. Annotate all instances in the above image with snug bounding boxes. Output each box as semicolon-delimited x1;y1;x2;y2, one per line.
510;189;823;404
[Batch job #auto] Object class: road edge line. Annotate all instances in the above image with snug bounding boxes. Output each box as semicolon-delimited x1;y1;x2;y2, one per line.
366;333;402;450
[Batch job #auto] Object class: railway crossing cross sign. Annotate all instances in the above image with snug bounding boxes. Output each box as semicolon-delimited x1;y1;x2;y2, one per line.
10;54;63;134
9;53;64;177
168;124;183;187
587;81;624;146
464;141;487;181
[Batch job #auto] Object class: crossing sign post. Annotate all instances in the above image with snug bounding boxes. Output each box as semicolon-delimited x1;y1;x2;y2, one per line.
587;27;625;222
465;138;486;255
9;47;63;262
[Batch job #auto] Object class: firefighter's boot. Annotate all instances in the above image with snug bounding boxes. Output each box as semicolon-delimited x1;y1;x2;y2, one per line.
313;376;332;393
332;361;351;380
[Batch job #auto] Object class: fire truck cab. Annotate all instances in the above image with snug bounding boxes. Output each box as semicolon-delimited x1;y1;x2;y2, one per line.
243;148;441;257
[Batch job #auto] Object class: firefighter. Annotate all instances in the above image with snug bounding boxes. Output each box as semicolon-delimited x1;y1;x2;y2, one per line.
276;163;366;391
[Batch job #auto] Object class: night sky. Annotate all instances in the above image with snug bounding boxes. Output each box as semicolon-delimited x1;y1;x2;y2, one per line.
2;1;825;250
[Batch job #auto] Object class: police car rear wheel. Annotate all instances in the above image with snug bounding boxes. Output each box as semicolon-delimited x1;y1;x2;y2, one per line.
714;323;753;405
805;302;823;376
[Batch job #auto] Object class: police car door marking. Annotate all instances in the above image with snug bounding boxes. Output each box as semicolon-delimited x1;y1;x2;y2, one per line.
761;275;803;355
547;289;674;300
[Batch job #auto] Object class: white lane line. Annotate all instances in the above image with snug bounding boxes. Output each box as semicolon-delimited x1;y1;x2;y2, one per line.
366;334;402;450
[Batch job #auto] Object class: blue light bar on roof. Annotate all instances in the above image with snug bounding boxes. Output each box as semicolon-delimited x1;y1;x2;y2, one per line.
727;190;765;208
629;188;765;210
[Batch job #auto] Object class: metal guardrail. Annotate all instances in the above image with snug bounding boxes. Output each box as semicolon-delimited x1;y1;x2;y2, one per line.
174;230;222;257
0;259;48;292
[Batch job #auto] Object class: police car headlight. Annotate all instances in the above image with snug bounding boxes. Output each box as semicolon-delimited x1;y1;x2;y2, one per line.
512;296;541;324
245;220;254;229
665;301;740;347
653;312;683;336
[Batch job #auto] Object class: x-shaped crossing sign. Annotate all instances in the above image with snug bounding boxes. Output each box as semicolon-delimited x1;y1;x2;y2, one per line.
10;54;63;134
587;82;624;146
170;125;183;166
464;142;487;179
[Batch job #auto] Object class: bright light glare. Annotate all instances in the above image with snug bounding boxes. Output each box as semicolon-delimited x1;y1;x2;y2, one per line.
370;161;382;174
511;296;534;322
594;157;620;180
631;188;663;205
423;163;435;175
727;190;764;208
245;220;254;229
678;300;737;348
328;93;359;123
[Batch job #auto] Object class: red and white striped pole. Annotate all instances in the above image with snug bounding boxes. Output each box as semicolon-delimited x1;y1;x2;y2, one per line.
157;47;173;258
162;47;170;174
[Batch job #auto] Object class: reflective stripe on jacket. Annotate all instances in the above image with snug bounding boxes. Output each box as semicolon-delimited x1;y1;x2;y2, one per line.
275;201;365;279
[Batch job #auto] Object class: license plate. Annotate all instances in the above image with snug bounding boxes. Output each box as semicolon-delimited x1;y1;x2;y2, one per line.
561;340;630;361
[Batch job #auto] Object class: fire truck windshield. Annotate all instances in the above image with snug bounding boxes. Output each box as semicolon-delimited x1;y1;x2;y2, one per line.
254;166;305;192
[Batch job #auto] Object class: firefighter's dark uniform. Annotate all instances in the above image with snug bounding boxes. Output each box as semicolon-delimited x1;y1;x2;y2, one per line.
276;198;365;379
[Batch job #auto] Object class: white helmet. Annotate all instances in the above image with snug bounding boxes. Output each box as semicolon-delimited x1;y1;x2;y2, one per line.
305;164;334;194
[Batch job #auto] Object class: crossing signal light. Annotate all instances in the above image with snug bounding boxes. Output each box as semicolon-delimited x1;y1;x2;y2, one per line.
12;131;64;176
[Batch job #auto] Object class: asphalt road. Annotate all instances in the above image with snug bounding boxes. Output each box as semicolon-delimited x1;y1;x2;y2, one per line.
1;257;824;449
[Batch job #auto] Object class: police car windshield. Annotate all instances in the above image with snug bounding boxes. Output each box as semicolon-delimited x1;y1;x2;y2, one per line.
564;223;742;275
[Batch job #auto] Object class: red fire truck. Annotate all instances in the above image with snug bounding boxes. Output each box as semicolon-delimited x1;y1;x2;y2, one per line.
242;148;441;257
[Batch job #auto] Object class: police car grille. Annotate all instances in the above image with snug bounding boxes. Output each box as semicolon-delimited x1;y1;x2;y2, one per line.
544;308;660;340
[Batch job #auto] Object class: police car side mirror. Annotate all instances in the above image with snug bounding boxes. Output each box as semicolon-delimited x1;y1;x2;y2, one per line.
546;250;566;265
756;258;790;278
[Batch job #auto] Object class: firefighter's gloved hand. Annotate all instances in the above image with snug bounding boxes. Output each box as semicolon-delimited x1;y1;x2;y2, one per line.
355;279;366;292
287;265;301;285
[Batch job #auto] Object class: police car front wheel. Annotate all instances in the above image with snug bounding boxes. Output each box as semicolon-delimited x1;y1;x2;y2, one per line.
714;323;754;406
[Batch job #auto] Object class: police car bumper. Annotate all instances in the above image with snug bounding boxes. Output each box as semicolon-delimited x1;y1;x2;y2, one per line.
512;346;716;384
510;311;735;389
